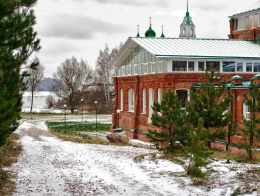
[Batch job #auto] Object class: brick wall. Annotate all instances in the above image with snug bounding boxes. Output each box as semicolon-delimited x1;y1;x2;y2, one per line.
113;72;260;146
228;18;260;40
210;141;246;155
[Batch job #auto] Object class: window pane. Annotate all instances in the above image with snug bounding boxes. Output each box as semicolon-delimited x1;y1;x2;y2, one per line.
142;89;146;113
159;61;163;72
148;63;152;73
176;90;188;109
158;89;162;103
142;63;148;74
198;62;204;71
137;64;141;74
126;65;129;75
134;65;137;74
188;62;194;71
163;60;168;72
155;61;160;73
237;62;243;72
152;62;156;72
172;61;187;71
223;62;235;72
120;89;123;111
128;89;134;112
254;62;260;72
246;63;252;72
206;61;220;71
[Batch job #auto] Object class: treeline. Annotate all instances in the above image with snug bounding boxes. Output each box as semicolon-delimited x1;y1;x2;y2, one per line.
0;0;120;147
26;43;122;114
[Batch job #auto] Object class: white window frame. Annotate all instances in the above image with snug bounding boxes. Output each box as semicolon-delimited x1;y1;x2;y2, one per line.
142;89;146;113
158;88;162;103
148;88;154;123
243;102;250;120
120;89;123;111
128;89;134;112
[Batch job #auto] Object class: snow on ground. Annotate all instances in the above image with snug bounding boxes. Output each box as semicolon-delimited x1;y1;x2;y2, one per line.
8;117;260;196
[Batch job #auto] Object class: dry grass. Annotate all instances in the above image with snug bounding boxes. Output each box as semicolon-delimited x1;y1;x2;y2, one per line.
0;133;22;195
51;131;110;145
211;150;260;163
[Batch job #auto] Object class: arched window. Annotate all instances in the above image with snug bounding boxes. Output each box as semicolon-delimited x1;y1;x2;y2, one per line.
243;102;250;120
182;27;186;36
128;89;134;112
148;88;154;123
120;89;123;111
158;88;162;103
191;27;193;36
176;89;189;112
142;89;146;113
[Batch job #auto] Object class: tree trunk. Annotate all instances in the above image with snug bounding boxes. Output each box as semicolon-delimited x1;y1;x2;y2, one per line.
30;91;34;113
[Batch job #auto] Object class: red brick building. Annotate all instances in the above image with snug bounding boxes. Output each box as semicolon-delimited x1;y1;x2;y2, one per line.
110;6;260;145
229;8;260;40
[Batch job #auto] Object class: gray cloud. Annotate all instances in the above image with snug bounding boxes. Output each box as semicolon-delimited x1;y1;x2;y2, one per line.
38;14;129;39
194;3;224;11
92;0;169;7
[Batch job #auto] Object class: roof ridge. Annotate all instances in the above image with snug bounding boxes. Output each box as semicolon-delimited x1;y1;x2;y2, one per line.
129;37;256;41
230;7;260;17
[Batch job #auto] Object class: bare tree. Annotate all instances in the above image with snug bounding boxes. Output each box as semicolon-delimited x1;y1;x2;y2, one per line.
27;57;45;113
52;56;92;113
45;95;56;109
95;43;121;103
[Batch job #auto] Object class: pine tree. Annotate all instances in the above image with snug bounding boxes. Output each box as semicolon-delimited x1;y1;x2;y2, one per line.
146;89;189;152
186;118;212;178
241;83;260;159
0;0;41;146
186;69;232;142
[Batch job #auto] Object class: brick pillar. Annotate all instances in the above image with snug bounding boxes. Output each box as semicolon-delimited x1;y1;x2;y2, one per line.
112;77;119;128
133;76;140;130
229;18;235;39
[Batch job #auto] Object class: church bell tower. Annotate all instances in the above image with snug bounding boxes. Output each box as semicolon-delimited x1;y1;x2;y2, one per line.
179;0;196;38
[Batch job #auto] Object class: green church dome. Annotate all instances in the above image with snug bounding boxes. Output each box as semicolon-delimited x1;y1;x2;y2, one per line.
145;26;156;37
145;17;156;37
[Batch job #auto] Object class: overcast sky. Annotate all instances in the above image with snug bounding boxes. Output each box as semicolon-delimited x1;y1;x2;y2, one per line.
34;0;260;77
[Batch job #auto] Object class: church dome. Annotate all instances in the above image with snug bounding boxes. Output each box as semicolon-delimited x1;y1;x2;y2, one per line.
145;17;156;37
145;25;156;37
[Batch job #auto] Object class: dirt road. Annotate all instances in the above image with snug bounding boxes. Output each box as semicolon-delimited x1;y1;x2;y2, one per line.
10;119;193;196
9;118;260;196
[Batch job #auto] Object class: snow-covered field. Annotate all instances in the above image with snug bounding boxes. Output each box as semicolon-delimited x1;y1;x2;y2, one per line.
7;117;260;196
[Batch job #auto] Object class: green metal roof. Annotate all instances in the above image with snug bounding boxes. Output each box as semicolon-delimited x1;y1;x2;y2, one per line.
110;37;260;67
131;37;260;59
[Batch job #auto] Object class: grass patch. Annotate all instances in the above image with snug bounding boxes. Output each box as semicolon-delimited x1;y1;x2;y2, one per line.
0;133;22;195
51;131;110;145
47;121;111;144
47;121;111;133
